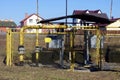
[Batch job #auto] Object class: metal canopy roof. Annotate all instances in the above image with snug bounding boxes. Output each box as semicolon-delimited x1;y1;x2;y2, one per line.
39;13;111;24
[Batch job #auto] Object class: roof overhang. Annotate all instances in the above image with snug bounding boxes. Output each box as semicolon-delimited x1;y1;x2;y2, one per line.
38;13;111;24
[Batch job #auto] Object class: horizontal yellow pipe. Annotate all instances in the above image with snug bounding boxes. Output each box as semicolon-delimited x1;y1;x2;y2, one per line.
11;32;67;35
22;24;67;30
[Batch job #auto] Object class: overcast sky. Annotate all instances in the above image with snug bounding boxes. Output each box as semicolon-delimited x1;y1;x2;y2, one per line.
0;0;120;25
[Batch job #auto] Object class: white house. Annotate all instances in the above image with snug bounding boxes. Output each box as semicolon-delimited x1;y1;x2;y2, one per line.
106;19;120;30
20;13;46;33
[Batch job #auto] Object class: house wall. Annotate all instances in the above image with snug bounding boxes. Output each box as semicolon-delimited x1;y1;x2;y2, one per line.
73;19;95;27
25;29;42;33
106;19;120;30
76;19;81;26
24;14;43;33
107;28;120;30
0;27;7;32
26;15;42;26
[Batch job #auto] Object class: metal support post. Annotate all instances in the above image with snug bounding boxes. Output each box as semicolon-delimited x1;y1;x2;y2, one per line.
6;28;12;66
69;32;75;71
18;28;25;66
99;39;102;70
60;50;63;67
84;30;90;65
9;29;12;66
60;37;64;67
35;29;39;66
6;28;9;66
96;29;101;68
20;28;24;46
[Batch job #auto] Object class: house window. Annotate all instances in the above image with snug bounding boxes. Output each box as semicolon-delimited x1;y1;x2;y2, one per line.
29;19;33;23
98;11;102;14
36;19;39;23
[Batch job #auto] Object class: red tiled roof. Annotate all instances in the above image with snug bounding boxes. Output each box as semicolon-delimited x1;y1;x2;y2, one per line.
20;13;44;23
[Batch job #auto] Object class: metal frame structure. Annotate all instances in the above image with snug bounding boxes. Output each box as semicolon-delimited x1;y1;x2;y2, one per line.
6;25;102;71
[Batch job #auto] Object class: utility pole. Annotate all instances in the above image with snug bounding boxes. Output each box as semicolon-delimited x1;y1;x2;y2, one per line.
36;0;39;19
110;0;113;19
65;0;68;25
37;0;39;16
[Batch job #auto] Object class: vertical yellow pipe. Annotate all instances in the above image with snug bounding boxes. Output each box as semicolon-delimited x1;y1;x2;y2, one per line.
9;29;12;66
20;28;24;46
36;52;39;61
6;28;12;66
6;28;10;66
11;31;13;66
36;29;39;64
70;32;75;71
36;29;39;46
20;54;24;62
19;28;24;63
96;29;101;67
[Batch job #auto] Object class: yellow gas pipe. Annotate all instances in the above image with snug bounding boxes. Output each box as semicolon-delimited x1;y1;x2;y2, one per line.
19;28;24;64
96;29;101;68
6;28;12;66
69;31;75;71
36;29;39;65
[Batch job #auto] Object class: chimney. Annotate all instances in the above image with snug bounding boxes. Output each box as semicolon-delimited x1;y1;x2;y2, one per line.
25;13;28;18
